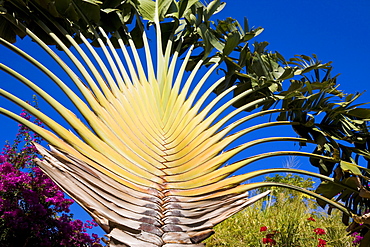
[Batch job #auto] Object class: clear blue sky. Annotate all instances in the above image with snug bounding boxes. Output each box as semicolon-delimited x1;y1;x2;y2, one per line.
0;0;369;237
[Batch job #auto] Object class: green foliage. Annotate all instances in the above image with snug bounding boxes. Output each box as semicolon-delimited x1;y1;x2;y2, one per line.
205;175;355;246
206;200;353;246
259;173;314;200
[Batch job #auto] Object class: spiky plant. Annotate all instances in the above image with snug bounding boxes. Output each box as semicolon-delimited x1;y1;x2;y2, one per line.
1;0;370;246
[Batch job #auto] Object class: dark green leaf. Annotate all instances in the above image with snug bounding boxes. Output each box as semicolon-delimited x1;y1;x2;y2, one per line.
340;161;362;175
223;31;240;56
315;181;344;208
346;108;370;119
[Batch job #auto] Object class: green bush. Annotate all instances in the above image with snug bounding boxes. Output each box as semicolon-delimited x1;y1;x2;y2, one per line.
205;174;356;246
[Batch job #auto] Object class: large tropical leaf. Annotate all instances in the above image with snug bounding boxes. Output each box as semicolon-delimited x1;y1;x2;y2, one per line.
1;0;369;246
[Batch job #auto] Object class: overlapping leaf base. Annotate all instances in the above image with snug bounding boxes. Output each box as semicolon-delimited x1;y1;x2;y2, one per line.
35;144;268;246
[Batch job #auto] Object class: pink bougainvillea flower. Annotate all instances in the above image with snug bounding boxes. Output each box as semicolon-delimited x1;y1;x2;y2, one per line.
353;235;363;245
0;110;103;246
307;216;316;221
314;228;326;235
351;232;363;245
318;238;326;247
260;226;268;232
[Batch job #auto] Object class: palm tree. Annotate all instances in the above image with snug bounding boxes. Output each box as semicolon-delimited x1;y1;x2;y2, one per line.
1;0;370;246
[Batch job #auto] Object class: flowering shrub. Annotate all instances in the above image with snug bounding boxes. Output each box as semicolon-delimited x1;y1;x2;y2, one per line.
307;217;327;246
206;174;363;246
259;226;277;246
260;226;268;232
259;223;328;246
307;217;316;222
314;228;326;235
262;237;276;245
318;238;327;247
0;109;104;246
257;214;361;246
